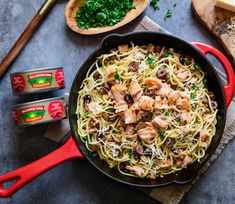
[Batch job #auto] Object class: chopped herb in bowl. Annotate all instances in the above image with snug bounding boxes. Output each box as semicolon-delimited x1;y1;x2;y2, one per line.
75;0;135;29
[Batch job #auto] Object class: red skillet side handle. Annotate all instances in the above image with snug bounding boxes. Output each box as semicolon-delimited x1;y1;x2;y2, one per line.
191;42;235;107
0;136;83;198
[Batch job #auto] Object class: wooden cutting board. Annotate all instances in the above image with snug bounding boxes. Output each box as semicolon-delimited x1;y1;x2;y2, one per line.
192;0;235;67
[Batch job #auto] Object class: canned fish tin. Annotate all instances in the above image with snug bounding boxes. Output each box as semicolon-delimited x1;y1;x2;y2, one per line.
10;67;65;95
12;97;67;127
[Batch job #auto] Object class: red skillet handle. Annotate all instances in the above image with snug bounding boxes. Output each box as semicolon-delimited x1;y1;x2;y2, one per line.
191;42;235;107
0;136;83;198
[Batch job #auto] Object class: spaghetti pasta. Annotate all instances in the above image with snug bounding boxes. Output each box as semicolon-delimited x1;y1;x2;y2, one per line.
76;43;218;179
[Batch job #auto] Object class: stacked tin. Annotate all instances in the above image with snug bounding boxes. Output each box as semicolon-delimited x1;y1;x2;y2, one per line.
10;67;67;127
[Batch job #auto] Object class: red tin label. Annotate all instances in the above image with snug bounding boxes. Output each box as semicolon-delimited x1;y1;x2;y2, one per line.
48;101;65;119
55;70;65;88
12;109;20;125
11;75;26;93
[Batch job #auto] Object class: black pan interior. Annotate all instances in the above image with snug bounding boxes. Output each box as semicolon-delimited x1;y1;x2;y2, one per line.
69;32;226;187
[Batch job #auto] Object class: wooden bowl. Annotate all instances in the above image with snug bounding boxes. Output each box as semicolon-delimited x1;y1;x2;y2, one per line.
64;0;149;35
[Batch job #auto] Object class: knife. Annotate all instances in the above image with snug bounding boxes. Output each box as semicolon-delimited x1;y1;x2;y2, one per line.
0;0;56;79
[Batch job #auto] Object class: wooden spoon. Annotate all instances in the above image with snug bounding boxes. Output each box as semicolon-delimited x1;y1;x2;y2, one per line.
64;0;149;35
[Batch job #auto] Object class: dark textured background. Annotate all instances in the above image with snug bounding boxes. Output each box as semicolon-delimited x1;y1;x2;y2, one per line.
0;0;234;203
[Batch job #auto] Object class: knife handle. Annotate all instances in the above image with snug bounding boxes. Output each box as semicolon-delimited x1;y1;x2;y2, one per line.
0;0;56;79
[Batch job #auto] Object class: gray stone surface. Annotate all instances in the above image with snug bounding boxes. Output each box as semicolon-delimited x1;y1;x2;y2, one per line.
0;0;234;203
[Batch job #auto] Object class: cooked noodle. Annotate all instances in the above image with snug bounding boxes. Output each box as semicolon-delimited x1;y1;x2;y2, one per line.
76;43;218;179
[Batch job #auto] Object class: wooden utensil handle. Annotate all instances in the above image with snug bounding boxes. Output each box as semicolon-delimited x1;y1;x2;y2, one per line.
0;0;56;79
0;14;43;78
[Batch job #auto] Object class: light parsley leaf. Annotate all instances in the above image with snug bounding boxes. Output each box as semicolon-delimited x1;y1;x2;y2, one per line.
128;149;133;160
194;63;201;70
203;79;208;89
159;131;166;138
217;115;222;120
161;110;170;116
114;72;121;81
192;85;199;91
190;92;196;99
106;108;115;113
146;57;156;66
164;10;173;20
163;49;171;58
150;0;160;10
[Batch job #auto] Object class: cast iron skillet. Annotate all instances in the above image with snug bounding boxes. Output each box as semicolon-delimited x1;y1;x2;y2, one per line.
0;32;234;197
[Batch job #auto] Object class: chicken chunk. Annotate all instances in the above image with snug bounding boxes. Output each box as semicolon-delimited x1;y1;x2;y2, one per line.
124;109;137;124
136;122;152;129
157;84;172;98
87;101;98;112
176;99;191;110
137;126;156;142
154;96;168;110
126;165;145;176
180;111;191;123
157;159;172;169
126;134;138;141
201;132;210;142
177;71;189;80
152;116;168;131
147;43;155;52
182;155;192;167
144;78;162;89
176;160;183;168
180;92;190;101
189;77;197;84
168;91;181;103
118;44;129;53
139;96;154;111
199;142;208;148
106;66;116;77
111;84;126;102
129;78;143;102
114;101;128;113
125;124;134;134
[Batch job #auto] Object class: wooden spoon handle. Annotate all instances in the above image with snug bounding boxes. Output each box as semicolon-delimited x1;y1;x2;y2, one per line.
0;14;43;78
0;0;56;79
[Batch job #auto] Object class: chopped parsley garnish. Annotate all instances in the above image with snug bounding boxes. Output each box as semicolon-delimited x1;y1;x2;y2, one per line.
159;131;166;138
150;0;160;10
194;63;201;70
114;72;121;81
75;0;135;29
112;128;116;133
195;120;201;124
128;149;133;160
146;57;156;66
106;108;115;113
190;93;196;99
163;49;171;58
84;112;90;116
81;135;89;143
175;117;180;122
161;110;170;116
192;85;199;91
203;79;208;89
217;115;222;120
164;10;173;20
